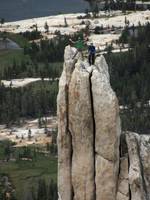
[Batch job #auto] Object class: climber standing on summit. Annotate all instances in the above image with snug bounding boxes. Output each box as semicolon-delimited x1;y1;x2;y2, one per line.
88;43;96;65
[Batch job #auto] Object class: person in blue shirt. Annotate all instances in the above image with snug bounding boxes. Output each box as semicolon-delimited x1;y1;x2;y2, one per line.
88;43;96;65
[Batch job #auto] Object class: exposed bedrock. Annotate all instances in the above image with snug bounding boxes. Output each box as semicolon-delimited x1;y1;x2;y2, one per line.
57;46;121;200
57;46;150;200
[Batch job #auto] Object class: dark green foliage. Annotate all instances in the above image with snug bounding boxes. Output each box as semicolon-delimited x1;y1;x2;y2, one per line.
0;81;58;125
94;26;103;34
0;59;62;80
24;32;83;63
28;179;57;200
0;18;5;26
99;0;150;11
47;179;57;200
37;179;47;200
0;31;84;80
17;146;33;160
16;177;57;200
44;22;49;33
0;32;29;48
39;179;57;200
20;30;42;41
93;4;99;18
4;140;12;161
0;31;65;125
121;106;150;134
0;140;14;160
0;143;57;200
46;143;57;156
106;23;150;134
20;24;42;41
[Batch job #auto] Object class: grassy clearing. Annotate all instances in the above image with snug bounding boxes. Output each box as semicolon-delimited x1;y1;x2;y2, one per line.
0;32;63;80
0;141;57;199
0;49;30;65
0;152;57;199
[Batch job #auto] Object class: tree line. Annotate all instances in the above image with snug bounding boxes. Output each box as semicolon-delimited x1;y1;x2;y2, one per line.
0;59;62;80
106;22;150;134
0;81;58;126
25;179;57;200
84;0;149;16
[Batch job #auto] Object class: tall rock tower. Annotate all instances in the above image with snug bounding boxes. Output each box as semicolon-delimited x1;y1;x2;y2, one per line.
57;46;121;200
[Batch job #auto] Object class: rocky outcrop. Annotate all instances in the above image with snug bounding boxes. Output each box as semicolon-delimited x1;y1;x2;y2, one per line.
57;46;150;200
57;46;77;200
92;57;120;200
57;46;121;200
68;63;95;200
140;135;150;200
126;132;150;200
117;132;150;200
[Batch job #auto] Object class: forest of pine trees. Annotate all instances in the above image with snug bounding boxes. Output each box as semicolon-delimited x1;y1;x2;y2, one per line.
0;30;85;125
106;22;150;134
0;23;150;133
0;81;58;125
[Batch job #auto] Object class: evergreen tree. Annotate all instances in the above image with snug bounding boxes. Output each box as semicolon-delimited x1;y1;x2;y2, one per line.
64;17;68;27
44;22;49;33
37;179;47;200
0;18;5;27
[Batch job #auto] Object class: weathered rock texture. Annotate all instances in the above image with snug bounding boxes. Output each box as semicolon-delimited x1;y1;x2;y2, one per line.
57;46;150;200
57;46;121;200
57;46;77;200
127;132;150;200
118;132;150;200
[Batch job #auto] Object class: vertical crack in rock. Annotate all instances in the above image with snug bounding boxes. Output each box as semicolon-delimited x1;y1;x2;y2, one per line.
128;156;132;200
118;134;123;179
68;129;74;200
58;47;121;200
57;77;72;200
127;133;132;200
58;46;150;200
91;56;121;200
89;69;96;200
65;84;69;134
128;160;132;200
66;77;74;200
117;134;123;198
68;62;95;200
117;133;130;200
136;138;149;200
126;132;148;200
57;46;77;200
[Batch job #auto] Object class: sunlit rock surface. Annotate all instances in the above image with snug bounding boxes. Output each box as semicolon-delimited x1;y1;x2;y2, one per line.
57;46;121;200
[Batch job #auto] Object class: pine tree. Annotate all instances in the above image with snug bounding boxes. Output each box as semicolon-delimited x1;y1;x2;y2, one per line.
0;18;5;27
64;17;68;27
37;179;47;200
44;22;49;33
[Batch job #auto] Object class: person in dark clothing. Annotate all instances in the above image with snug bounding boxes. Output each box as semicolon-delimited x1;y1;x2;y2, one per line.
88;43;96;65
